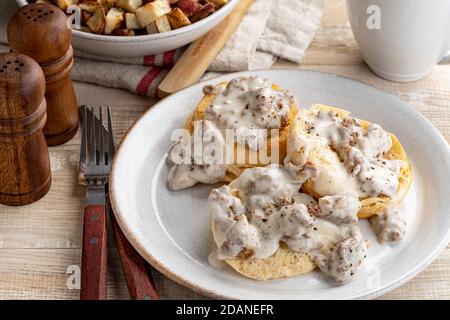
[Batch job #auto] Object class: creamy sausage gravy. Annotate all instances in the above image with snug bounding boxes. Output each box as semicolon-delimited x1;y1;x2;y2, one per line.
285;108;407;244
167;78;409;282
168;120;226;190
168;76;296;190
204;76;295;147
209;164;367;282
288;109;403;198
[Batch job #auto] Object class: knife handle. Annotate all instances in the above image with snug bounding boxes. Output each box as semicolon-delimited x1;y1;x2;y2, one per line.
108;200;160;300
80;204;108;300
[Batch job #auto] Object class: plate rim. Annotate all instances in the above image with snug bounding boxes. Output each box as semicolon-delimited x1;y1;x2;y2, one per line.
110;69;450;300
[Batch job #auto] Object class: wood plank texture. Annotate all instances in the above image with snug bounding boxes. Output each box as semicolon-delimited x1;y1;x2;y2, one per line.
0;0;449;299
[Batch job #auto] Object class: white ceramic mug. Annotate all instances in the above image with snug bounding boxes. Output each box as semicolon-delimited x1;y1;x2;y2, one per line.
346;0;450;82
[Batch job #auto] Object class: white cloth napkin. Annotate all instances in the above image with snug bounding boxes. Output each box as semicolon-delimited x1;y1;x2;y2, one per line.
0;0;325;97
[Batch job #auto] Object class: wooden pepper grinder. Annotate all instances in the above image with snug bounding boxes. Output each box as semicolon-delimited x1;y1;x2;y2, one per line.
0;53;51;206
7;3;79;146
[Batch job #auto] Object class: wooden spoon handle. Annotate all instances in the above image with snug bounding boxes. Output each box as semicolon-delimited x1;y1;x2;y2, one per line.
157;0;254;98
80;204;108;300
107;191;160;300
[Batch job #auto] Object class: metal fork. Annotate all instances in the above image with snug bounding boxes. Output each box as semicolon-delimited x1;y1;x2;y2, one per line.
79;105;114;300
79;105;114;191
79;106;159;300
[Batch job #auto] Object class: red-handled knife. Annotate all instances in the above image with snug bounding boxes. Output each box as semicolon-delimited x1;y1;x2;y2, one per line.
107;188;159;300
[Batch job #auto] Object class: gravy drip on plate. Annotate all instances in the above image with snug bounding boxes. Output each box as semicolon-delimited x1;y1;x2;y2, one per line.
208;165;367;282
369;204;407;243
298;109;403;198
167;76;295;190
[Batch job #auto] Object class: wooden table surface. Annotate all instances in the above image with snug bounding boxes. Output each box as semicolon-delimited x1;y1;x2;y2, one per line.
1;0;449;300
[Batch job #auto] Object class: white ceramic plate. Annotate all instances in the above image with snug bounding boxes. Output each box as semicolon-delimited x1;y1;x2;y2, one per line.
110;70;450;299
16;0;239;57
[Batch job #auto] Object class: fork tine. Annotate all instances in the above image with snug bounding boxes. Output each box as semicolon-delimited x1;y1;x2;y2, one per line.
102;107;109;166
107;106;115;165
79;106;87;167
85;106;93;165
91;106;97;166
98;107;105;166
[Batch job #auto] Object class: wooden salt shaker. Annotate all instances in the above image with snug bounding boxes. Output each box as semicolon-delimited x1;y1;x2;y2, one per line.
7;3;79;146
0;53;51;206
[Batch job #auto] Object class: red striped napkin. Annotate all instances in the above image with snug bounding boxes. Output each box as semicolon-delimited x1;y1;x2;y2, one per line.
136;50;180;97
72;49;184;99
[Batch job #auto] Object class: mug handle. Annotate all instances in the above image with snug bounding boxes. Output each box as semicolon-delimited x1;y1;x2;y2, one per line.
15;0;28;7
439;21;450;62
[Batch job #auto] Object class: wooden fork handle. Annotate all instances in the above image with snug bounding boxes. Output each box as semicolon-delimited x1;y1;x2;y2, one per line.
80;204;108;300
108;198;160;300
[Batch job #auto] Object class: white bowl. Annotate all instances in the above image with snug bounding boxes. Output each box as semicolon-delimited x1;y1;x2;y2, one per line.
16;0;239;57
